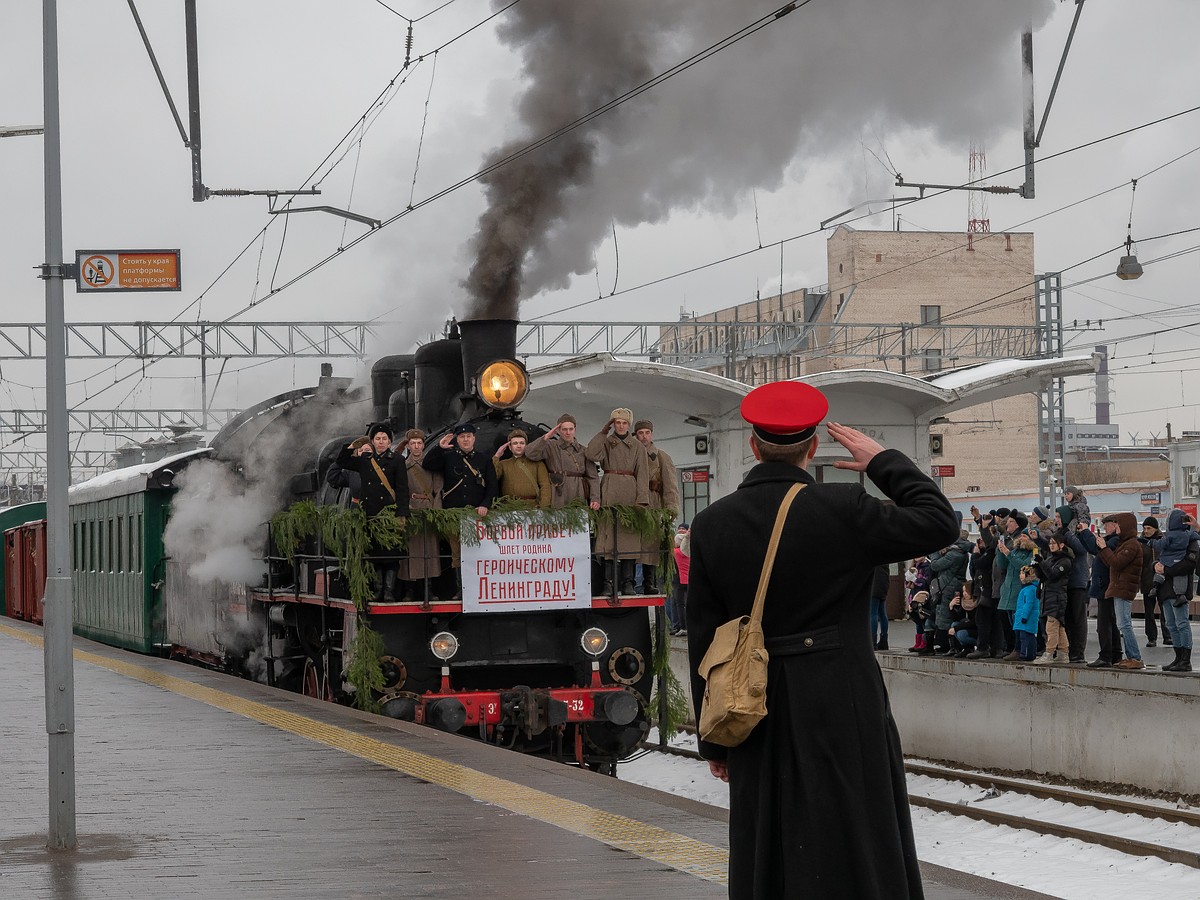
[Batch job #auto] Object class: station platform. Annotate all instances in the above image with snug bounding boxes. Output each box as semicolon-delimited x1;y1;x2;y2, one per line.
1;620;1048;899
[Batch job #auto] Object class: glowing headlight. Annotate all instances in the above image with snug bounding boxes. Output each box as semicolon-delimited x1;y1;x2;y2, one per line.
581;627;609;657
475;359;529;409
430;631;460;661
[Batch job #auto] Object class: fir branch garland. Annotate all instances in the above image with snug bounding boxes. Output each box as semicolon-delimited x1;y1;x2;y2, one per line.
346;618;386;713
649;626;690;737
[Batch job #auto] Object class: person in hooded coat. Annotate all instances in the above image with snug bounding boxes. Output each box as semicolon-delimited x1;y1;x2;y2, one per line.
925;531;972;654
687;383;958;900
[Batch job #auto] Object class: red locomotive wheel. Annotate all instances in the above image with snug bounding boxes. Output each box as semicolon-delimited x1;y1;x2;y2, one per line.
301;658;331;701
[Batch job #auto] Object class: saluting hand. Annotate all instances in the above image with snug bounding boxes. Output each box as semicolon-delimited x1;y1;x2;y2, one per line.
546;423;561;438
438;433;455;450
603;418;615;434
494;441;509;460
827;422;884;472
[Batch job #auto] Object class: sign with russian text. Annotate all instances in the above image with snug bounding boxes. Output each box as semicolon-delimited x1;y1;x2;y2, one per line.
75;249;181;292
1141;491;1161;505
462;518;592;613
931;465;955;477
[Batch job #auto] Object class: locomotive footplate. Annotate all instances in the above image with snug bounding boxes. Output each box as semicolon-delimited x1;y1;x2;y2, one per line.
395;683;641;737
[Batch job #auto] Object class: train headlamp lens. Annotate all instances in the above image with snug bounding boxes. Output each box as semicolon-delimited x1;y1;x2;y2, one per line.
430;631;460;661
581;627;609;657
476;360;528;409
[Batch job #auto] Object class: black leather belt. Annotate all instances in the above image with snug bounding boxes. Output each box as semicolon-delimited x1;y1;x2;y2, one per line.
765;625;842;657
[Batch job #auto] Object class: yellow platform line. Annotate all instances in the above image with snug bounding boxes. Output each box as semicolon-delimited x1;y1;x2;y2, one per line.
1;624;728;883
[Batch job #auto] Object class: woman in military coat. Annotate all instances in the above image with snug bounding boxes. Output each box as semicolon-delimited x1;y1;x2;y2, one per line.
332;423;410;601
687;383;957;899
585;407;650;595
395;429;442;596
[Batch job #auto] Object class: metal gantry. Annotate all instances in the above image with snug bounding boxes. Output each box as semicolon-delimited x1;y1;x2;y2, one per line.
0;320;372;359
0;408;241;433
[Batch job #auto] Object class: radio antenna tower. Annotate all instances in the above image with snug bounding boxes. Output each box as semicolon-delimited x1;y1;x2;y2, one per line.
967;141;990;233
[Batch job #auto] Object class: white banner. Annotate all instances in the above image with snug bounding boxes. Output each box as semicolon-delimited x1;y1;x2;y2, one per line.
461;518;592;613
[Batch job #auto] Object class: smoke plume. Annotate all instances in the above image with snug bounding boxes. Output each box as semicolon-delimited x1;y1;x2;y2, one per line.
462;0;1053;319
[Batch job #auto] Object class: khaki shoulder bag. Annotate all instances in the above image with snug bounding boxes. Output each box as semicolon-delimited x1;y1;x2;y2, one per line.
697;482;804;748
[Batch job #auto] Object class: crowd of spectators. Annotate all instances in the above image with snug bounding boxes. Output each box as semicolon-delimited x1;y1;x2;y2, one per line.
892;488;1197;673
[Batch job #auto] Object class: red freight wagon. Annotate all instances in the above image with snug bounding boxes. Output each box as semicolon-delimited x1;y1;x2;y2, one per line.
3;521;47;624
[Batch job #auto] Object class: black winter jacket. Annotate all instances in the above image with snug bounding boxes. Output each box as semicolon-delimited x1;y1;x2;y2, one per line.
1037;547;1073;620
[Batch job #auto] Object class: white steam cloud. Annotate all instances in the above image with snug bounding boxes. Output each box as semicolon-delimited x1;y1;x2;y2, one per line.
163;460;278;584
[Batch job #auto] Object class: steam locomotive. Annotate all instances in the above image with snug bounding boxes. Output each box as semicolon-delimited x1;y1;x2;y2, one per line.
146;318;658;772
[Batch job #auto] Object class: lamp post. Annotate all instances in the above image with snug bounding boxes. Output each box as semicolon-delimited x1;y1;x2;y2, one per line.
40;0;77;850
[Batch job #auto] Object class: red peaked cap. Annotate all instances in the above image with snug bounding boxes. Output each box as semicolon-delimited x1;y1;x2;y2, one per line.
740;381;829;445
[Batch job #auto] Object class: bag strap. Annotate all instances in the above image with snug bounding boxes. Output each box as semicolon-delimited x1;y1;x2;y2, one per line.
749;482;805;626
370;457;397;502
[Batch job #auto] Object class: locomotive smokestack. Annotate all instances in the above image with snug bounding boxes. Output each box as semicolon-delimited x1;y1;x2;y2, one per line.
458;319;519;393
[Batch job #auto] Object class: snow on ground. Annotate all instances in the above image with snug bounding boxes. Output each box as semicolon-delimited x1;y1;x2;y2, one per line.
619;734;1200;899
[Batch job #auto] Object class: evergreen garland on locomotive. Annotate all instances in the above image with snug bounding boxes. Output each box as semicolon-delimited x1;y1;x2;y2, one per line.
246;318;659;771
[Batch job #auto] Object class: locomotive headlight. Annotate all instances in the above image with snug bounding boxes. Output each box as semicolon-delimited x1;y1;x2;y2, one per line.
581;627;610;657
430;631;460;661
475;359;529;410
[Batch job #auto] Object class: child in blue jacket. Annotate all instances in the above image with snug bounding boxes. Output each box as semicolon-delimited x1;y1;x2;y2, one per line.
1014;565;1041;662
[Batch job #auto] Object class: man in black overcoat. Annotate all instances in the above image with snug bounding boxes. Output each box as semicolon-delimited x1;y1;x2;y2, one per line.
332;423;410;601
422;422;498;597
687;381;958;899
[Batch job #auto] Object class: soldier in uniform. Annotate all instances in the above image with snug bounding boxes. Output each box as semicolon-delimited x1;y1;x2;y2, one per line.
524;413;600;510
493;429;552;507
422;422;497;598
395;429;442;601
686;382;957;899
633;419;679;594
331;423;410;602
585;407;649;596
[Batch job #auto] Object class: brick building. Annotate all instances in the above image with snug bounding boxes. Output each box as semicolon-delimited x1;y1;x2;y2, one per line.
660;226;1042;494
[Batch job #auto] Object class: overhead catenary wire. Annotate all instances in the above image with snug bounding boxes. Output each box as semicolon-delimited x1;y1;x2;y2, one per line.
50;2;521;405
226;0;817;321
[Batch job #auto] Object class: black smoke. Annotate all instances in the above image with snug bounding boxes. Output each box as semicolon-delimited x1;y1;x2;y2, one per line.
462;0;1054;319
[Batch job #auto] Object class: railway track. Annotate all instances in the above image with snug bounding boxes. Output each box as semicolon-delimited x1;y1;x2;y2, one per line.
638;740;1200;869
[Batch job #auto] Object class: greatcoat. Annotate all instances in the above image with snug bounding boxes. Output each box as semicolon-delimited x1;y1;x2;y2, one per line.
333;445;409;519
584;430;650;557
494;456;552;508
523;435;599;507
686;451;957;899
639;441;680;564
396;456;442;581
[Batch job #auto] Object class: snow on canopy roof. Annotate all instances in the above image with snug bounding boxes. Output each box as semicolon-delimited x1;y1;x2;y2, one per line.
68;447;214;505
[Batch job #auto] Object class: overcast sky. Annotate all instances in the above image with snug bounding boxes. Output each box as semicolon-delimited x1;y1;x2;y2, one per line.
3;0;1199;462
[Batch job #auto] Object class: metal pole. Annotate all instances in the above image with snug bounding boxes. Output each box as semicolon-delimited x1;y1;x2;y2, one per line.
184;0;205;202
1020;27;1037;199
41;0;77;850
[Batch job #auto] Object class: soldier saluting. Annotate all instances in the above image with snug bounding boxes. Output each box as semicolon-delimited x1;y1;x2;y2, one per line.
332;423;409;602
686;381;957;899
586;407;649;596
524;413;600;510
422;422;497;597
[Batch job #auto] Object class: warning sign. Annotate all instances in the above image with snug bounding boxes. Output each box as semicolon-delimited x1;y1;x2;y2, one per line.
74;249;181;292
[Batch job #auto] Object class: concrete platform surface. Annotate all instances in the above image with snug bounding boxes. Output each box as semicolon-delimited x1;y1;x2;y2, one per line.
2;620;1048;899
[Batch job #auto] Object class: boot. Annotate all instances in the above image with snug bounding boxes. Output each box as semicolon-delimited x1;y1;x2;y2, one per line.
619;560;637;596
373;570;386;602
907;634;926;653
1176;648;1192;673
875;637;889;651
448;569;463;601
1163;647;1183;672
642;566;659;596
600;558;618;597
382;569;398;602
